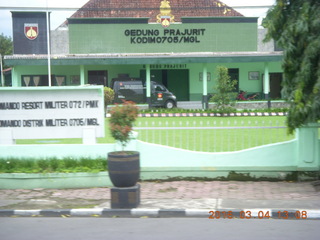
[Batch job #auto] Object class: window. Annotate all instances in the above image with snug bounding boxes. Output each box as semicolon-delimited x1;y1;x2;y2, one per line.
155;85;166;92
21;75;49;87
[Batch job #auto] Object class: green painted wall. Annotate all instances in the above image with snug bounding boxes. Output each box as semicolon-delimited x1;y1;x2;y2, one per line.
0;172;112;189
1;124;319;187
1;138;319;183
69;20;257;54
189;62;282;100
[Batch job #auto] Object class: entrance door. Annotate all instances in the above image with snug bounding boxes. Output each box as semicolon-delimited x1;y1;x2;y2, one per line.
270;73;283;99
228;68;239;92
167;70;189;101
88;71;108;86
140;69;190;101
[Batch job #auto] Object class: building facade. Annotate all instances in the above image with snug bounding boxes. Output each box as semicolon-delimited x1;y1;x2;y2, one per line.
4;0;283;107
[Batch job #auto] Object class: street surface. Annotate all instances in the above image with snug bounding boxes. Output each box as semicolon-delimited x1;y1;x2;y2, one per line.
0;218;319;240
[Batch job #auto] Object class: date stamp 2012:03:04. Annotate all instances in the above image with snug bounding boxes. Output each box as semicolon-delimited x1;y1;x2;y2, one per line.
208;210;308;219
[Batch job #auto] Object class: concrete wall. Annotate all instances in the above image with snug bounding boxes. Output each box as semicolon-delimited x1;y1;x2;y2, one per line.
0;172;111;189
50;27;69;54
1;126;319;181
1;133;319;189
257;28;275;52
137;140;298;179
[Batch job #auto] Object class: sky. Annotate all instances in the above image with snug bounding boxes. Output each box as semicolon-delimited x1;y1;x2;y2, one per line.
0;0;276;38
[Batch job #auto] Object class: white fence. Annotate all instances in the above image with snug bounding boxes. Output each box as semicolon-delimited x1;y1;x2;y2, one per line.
134;119;295;152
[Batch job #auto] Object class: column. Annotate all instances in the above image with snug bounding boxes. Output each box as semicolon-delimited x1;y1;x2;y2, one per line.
0;54;4;87
263;62;270;108
146;64;151;108
11;67;19;87
80;65;85;85
296;124;320;180
202;63;208;109
297;124;319;165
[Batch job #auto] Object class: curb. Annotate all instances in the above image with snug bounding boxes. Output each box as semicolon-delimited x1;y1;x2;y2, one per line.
0;209;319;219
106;112;287;118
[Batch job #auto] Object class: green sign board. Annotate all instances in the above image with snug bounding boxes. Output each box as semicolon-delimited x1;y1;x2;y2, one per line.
69;17;257;54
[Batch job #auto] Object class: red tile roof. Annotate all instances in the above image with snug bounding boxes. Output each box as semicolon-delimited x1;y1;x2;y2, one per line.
67;0;243;23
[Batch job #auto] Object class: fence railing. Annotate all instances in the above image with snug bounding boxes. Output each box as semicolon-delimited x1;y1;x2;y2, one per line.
134;119;295;152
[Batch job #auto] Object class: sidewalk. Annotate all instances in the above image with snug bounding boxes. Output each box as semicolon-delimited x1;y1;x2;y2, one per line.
1;180;320;218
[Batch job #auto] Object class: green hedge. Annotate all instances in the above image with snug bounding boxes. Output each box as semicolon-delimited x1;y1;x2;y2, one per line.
0;157;107;173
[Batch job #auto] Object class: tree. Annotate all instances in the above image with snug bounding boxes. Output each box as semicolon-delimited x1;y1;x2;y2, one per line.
0;33;13;68
104;86;115;108
210;66;237;112
264;0;320;133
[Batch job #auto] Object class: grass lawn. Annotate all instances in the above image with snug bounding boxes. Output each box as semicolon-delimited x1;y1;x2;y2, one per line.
16;116;295;152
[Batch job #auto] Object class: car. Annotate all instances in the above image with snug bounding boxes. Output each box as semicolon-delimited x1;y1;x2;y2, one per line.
111;75;177;108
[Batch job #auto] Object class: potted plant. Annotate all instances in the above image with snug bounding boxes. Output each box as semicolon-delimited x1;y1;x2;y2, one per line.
108;101;140;187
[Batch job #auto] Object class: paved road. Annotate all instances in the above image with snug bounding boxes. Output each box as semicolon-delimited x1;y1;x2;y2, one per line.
0;218;319;240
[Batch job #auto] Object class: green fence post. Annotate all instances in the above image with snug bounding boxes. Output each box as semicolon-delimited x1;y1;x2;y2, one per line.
296;124;320;173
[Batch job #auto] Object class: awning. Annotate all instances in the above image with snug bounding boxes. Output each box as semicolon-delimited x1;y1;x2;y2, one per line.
4;51;283;66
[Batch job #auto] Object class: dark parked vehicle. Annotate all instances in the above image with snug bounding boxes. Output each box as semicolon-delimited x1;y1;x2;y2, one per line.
111;76;177;108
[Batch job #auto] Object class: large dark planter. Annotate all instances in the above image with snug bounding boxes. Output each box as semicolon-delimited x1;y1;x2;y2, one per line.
107;151;140;187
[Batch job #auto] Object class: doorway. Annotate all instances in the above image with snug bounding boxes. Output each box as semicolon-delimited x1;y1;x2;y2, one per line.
228;68;239;92
269;73;283;99
88;70;108;86
140;69;189;101
167;70;189;101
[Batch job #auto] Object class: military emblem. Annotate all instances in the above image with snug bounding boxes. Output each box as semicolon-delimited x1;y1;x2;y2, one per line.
157;0;175;28
24;23;38;40
216;2;231;15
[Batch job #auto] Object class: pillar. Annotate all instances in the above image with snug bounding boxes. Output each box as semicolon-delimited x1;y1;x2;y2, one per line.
296;124;319;171
146;64;151;108
11;67;19;87
111;184;140;209
202;63;208;109
263;62;271;108
80;65;85;85
0;54;4;87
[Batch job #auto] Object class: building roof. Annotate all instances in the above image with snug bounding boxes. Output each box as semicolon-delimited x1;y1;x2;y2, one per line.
65;0;243;24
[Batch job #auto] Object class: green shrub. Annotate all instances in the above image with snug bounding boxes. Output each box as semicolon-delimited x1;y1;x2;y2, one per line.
0;157;107;174
209;66;238;112
104;87;115;107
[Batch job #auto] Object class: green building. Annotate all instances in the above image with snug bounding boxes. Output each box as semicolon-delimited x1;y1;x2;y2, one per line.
4;0;283;107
